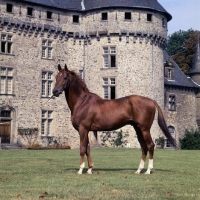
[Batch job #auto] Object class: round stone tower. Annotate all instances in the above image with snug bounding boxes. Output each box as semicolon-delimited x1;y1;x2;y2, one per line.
189;40;200;126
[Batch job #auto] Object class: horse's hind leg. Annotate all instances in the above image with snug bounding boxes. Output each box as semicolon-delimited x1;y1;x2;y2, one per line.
135;127;148;174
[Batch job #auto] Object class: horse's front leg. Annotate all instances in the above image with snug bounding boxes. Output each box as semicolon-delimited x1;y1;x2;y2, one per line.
78;128;93;174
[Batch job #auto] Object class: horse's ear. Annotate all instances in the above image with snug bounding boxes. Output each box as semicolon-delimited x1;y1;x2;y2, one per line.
58;64;62;71
64;64;69;71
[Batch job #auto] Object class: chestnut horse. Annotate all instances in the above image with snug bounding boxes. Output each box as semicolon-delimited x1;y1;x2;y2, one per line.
53;64;177;175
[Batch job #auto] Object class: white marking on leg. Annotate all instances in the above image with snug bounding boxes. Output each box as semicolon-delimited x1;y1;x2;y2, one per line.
135;159;145;174
78;162;85;174
87;168;92;174
145;159;153;175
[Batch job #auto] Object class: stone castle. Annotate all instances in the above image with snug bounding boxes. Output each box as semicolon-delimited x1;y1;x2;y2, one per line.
0;0;199;148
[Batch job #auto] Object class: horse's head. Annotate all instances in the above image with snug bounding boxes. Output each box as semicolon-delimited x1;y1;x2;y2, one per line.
52;64;70;97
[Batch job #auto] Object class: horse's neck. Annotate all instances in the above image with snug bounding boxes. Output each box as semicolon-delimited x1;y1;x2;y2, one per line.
65;86;87;113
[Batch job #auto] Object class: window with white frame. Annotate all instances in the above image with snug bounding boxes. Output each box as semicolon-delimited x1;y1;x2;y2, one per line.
0;67;13;94
0;33;13;54
103;47;116;68
168;94;176;111
103;77;116;99
41;40;53;59
41;71;53;97
166;126;175;148
41;110;53;136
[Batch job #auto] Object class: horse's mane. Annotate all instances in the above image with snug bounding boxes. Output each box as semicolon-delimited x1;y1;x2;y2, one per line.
69;70;89;93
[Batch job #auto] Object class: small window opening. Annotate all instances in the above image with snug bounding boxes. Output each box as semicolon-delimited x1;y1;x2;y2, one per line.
47;11;52;19
125;12;131;20
6;4;13;13
162;18;165;27
27;7;33;16
110;86;115;99
102;12;108;21
1;42;6;53
147;13;152;22
73;15;79;23
111;56;116;68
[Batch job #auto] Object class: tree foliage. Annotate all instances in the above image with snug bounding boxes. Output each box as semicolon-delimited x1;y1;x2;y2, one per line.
166;29;199;75
179;129;200;150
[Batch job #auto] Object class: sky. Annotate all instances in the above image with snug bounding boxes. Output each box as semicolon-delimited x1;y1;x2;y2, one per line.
158;0;200;35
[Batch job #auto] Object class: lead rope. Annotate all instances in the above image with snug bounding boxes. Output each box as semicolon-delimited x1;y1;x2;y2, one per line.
42;95;54;106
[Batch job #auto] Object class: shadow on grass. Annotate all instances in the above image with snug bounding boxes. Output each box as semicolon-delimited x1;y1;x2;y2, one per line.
65;168;173;173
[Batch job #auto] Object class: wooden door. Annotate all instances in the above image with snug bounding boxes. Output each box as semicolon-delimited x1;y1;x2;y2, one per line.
0;121;11;143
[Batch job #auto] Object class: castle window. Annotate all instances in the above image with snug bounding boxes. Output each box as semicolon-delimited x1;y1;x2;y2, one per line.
103;47;116;68
162;17;165;27
41;71;53;97
27;7;33;16
47;11;52;19
125;12;131;20
6;4;13;13
79;70;83;79
0;67;13;94
147;13;152;22
168;94;176;111
102;12;108;21
166;126;175;148
73;15;79;23
103;77;116;99
0;33;13;54
41;40;53;59
41;110;53;136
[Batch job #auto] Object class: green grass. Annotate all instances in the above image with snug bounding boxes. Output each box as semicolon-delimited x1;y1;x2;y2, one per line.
0;148;200;200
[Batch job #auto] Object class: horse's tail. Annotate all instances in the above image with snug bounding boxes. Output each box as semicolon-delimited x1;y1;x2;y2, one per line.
153;100;178;149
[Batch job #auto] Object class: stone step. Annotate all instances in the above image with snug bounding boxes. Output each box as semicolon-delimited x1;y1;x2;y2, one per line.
90;143;102;148
1;143;26;150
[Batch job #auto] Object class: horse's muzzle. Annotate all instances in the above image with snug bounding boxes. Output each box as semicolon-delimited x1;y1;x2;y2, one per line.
52;89;63;97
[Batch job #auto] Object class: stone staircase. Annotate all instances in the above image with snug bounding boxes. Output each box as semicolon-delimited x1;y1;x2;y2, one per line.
0;143;26;150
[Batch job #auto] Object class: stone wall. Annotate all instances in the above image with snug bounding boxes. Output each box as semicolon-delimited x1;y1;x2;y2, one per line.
164;87;197;141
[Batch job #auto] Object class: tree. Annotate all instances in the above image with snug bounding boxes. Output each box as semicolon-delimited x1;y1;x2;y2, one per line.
166;29;199;75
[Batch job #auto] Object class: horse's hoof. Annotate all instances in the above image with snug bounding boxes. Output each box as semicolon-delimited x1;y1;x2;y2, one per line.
135;169;141;174
87;168;92;174
144;170;151;175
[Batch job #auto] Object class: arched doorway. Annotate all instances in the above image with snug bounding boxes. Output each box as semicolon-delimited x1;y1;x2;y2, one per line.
0;110;11;143
166;126;175;148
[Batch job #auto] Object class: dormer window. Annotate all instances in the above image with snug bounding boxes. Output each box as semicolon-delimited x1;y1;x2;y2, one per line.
164;61;174;80
102;12;108;21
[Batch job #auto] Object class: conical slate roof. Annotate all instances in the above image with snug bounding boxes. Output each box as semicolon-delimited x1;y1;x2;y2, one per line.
19;0;172;21
189;42;200;74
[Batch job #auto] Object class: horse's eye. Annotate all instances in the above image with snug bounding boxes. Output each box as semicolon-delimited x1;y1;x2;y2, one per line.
64;77;68;80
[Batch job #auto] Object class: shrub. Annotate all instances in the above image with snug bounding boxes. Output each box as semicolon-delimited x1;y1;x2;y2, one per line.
155;136;165;149
179;129;200;150
100;130;129;147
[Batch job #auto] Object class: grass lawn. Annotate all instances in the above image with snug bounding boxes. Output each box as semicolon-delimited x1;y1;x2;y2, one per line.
0;148;200;200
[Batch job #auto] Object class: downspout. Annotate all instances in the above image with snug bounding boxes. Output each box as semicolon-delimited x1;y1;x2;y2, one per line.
152;42;155;100
81;0;86;81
